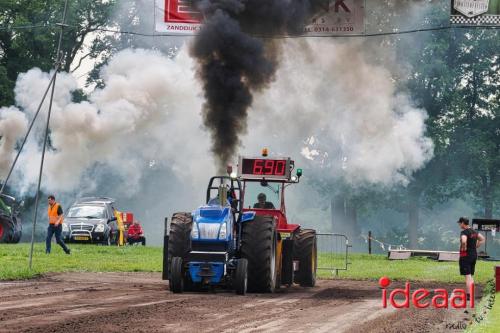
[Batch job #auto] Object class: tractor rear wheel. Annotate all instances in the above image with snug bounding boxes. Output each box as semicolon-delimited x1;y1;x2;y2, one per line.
9;218;21;243
234;258;248;295
293;229;317;287
241;215;277;293
168;212;192;291
170;257;184;293
11;230;22;243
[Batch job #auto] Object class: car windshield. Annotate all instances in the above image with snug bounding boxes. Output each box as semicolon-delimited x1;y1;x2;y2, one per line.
67;205;106;219
244;182;281;210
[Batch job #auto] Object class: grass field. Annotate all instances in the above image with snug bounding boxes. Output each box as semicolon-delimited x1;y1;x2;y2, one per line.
466;280;499;333
478;295;500;333
0;244;498;285
0;243;161;280
319;253;498;284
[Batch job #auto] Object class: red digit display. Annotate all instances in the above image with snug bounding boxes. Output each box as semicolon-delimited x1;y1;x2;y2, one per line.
253;159;264;174
275;160;286;176
264;160;274;175
241;158;290;179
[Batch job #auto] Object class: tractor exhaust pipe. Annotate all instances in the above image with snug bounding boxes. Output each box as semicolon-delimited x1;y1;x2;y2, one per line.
162;217;169;280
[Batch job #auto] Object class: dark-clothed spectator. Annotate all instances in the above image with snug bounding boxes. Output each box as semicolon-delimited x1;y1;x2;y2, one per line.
457;217;484;300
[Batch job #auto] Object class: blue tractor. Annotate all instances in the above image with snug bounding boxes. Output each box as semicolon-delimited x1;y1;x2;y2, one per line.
164;153;316;295
167;176;250;294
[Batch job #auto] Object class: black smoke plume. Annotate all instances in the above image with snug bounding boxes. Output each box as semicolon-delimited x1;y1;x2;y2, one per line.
190;0;323;171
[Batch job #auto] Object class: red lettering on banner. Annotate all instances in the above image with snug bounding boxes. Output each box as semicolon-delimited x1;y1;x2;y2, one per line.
165;0;201;23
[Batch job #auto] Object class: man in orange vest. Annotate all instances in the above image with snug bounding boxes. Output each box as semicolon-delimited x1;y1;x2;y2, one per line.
46;195;70;254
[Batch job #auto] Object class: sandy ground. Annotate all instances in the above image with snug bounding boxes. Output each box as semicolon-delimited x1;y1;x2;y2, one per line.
0;273;481;333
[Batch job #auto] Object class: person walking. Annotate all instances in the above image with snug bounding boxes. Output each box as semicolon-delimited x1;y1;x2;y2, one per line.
46;195;70;254
457;217;484;300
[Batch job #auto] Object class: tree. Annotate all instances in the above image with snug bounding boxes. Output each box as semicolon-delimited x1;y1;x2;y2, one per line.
0;0;115;106
442;29;500;218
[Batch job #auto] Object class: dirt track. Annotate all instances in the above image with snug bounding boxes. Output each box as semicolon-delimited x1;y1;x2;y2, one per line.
0;273;480;332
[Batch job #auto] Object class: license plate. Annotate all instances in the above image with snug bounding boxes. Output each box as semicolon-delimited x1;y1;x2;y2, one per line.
280;232;291;239
74;236;90;241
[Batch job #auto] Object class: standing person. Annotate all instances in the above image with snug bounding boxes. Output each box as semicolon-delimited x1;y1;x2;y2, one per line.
46;195;70;254
457;217;484;300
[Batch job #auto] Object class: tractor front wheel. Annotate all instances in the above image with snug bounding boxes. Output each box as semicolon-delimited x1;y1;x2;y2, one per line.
234;258;248;295
241;216;277;293
293;229;317;287
168;212;192;291
170;257;184;293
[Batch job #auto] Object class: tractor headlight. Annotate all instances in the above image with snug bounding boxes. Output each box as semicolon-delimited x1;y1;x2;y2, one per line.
62;223;69;232
191;224;199;239
94;224;105;233
218;223;227;239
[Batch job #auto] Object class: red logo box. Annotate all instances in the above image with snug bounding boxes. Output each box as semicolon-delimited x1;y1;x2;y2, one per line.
165;0;201;23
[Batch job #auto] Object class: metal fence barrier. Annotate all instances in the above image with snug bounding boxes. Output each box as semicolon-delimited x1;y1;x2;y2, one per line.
316;233;352;276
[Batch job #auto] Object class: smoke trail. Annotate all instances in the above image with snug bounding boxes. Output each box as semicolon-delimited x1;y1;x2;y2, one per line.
5;48;213;195
244;39;434;186
190;0;323;170
0;107;28;179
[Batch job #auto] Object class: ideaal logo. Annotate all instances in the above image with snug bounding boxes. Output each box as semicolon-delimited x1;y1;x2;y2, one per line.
379;276;474;309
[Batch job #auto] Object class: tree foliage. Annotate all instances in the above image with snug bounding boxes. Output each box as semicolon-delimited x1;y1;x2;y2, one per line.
0;0;114;106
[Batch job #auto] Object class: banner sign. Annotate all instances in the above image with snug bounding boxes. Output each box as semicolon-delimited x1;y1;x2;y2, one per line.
154;0;202;34
154;0;365;36
450;0;500;25
304;0;365;36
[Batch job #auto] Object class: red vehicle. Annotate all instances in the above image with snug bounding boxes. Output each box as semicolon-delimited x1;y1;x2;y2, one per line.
236;152;316;289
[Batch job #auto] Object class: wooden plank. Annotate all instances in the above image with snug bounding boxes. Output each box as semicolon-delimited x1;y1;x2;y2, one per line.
389;249;458;254
388;251;411;260
437;252;459;262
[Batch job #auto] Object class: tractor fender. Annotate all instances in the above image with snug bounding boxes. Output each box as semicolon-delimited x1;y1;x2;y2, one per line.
240;211;256;223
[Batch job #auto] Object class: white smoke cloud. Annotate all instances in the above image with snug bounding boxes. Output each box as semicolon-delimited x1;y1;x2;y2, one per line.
1;39;433;197
7;47;214;195
0;39;436;245
244;39;434;186
0;106;28;178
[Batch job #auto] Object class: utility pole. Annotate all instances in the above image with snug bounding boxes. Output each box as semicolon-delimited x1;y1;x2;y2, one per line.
29;0;70;269
368;230;372;254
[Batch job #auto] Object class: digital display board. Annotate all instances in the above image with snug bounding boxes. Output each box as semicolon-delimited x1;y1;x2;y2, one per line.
238;157;291;180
